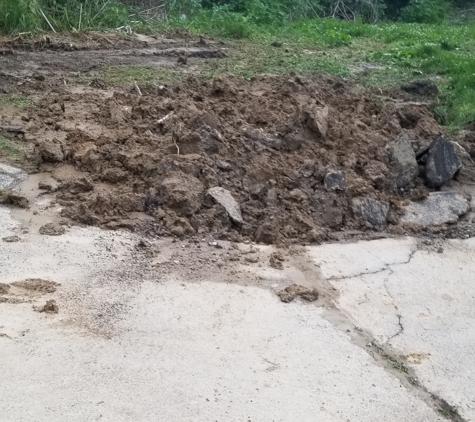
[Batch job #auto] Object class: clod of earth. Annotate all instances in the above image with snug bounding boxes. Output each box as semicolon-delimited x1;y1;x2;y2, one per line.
34;299;59;314
11;279;60;293
2;235;20;242
0;283;10;294
402;192;469;227
269;252;285;270
277;284;319;303
39;223;66;236
0;191;29;208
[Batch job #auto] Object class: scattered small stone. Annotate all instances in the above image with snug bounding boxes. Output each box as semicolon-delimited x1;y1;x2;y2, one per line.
437;247;444;254
324;170;346;191
207;187;244;225
277;284;319;303
39;223;66;236
2;235;20;243
216;160;233;171
34;299;59;314
271;41;282;47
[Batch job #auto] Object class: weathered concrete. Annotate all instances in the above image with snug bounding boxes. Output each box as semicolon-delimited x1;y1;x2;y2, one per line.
388;134;419;188
352;197;389;228
309;237;475;420
0;163;27;191
0;208;442;422
207;186;243;224
402;192;470;227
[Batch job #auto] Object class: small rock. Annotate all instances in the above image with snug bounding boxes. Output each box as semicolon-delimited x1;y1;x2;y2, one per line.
277;284;319;303
2;235;20;243
388;134;418;188
244;129;282;151
271;41;282;47
424;136;462;187
352;197;389;228
245;255;259;264
39;223;66;236
324;170;346;191
401;192;469;227
255;223;275;244
34;299;59;314
216;160;232;171
207;186;243;225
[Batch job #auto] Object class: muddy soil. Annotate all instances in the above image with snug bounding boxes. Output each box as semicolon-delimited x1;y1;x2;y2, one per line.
1;32;475;244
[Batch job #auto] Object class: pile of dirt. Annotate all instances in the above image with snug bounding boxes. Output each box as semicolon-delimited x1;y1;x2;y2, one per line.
16;73;474;243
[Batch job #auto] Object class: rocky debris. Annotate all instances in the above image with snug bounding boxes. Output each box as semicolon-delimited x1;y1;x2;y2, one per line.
177;55;188;65
11;278;61;293
277;284;319;303
34;299;59;314
324;170;346;191
244;129;282;151
207;187;243;225
161;172;204;216
0;125;23;133
269;252;285;270
352;197;389;228
39;223;66;236
402;192;469;227
271;41;283;48
402;81;438;97
0;191;28;208
422;137;462;187
245;255;260;263
388;134;418;188
2;235;20;242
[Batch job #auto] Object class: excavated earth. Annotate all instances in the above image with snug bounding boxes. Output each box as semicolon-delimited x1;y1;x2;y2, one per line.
1;31;475;244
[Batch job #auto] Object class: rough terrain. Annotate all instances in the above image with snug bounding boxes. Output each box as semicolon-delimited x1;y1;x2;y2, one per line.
1;31;475;422
2;32;475;244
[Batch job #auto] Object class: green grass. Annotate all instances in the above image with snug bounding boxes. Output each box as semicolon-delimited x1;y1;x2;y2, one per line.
0;95;32;108
0;136;22;160
170;15;475;132
99;66;185;86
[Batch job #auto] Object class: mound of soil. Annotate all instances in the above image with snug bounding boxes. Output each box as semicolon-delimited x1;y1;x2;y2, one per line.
20;73;464;243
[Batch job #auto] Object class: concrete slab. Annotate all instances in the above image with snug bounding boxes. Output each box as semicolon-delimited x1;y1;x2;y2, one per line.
308;238;475;420
0;209;443;422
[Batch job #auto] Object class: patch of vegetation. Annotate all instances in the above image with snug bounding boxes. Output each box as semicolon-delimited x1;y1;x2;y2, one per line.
0;95;32;108
100;66;184;86
0;136;22;160
0;0;130;34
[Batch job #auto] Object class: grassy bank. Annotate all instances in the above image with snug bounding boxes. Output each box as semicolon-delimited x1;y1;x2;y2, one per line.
173;14;475;132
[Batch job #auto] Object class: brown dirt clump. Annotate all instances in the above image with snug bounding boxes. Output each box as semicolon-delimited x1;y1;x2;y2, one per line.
277;284;319;303
11;279;61;293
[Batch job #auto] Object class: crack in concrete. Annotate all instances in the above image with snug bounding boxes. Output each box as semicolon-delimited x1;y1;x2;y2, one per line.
385;314;404;345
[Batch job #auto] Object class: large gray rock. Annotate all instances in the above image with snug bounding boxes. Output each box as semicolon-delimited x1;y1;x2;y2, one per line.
207;187;243;225
401;192;469;227
425;137;462;187
352;197;389;228
0;163;27;191
388;134;418;188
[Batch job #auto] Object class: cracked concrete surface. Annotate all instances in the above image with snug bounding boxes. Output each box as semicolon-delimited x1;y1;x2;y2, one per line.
309;238;475;421
0;207;445;422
